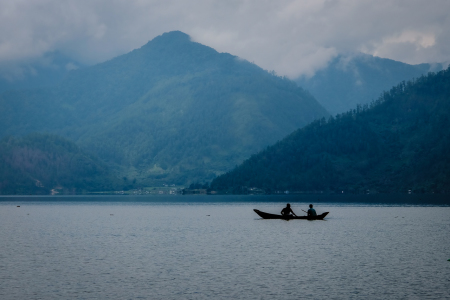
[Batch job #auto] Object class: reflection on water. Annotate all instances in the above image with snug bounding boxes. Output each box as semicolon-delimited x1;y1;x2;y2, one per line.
0;196;449;299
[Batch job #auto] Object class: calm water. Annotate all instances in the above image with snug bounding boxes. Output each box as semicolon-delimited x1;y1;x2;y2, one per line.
0;196;449;299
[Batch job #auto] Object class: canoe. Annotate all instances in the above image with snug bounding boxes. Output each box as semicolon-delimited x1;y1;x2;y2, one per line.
254;209;329;220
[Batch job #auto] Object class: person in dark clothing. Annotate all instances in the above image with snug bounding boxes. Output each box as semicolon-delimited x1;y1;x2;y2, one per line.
307;204;317;217
281;203;297;217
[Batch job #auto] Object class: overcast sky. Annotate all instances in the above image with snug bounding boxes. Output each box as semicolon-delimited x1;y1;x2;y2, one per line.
1;0;449;78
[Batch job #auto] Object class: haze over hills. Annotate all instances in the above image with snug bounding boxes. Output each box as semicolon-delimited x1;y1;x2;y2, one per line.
0;51;84;93
212;67;450;194
3;31;448;194
295;53;447;115
0;31;328;189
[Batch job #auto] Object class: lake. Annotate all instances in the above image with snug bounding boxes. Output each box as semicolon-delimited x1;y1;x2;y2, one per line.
1;195;449;299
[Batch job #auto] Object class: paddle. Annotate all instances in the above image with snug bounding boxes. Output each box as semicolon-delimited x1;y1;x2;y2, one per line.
302;209;314;219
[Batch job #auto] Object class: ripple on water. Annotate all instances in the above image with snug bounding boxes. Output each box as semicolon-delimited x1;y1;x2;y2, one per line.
0;201;449;299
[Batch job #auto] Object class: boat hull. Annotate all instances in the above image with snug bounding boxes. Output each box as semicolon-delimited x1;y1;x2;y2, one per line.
254;209;329;220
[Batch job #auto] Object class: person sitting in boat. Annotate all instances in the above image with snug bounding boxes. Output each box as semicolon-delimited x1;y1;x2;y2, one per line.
281;203;297;217
307;204;317;217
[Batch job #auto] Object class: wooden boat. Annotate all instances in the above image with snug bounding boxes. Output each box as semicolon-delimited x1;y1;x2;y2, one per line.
253;209;329;220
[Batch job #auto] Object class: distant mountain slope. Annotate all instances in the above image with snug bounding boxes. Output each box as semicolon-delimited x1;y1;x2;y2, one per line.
0;133;117;194
211;67;450;194
0;31;328;185
295;53;446;115
0;51;84;93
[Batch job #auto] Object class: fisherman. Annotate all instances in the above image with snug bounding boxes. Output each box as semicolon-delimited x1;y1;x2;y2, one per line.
281;203;297;217
307;204;317;217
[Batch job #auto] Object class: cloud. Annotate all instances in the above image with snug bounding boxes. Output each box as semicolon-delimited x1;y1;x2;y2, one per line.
0;0;449;78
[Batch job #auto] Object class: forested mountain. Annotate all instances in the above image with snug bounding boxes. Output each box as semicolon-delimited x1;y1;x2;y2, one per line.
211;67;450;194
0;31;328;186
0;133;118;194
295;53;446;115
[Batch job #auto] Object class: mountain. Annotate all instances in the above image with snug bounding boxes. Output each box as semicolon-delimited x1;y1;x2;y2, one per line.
211;67;450;194
0;31;328;186
0;133;118;194
0;51;84;93
295;53;446;115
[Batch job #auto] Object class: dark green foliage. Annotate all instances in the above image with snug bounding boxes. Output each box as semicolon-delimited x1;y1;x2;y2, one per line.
296;53;446;115
0;31;328;185
211;67;450;194
189;182;209;189
0;133;118;194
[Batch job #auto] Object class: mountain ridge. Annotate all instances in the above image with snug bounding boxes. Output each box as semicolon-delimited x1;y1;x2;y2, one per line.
0;31;329;187
212;67;450;194
295;52;447;115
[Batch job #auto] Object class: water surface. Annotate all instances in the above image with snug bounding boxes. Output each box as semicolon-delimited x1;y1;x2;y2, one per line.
0;196;449;299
